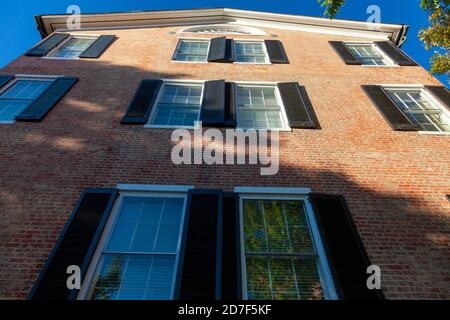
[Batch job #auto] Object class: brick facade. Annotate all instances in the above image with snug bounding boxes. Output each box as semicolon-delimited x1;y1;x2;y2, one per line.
0;24;449;299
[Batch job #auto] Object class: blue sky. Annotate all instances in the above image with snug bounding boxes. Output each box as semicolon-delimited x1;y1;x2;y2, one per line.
1;0;447;84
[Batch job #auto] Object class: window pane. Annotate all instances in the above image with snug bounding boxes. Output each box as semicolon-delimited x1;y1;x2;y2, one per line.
237;86;286;129
152;84;202;127
1;80;52;99
385;88;450;132
243;200;314;253
245;256;324;300
235;42;267;63
243;199;325;300
50;36;96;58
0;100;32;121
174;40;208;62
89;254;175;300
347;44;388;66
106;197;184;253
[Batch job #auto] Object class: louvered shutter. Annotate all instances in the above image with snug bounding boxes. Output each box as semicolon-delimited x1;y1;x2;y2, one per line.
278;82;320;129
29;188;118;300
309;194;384;300
120;80;162;124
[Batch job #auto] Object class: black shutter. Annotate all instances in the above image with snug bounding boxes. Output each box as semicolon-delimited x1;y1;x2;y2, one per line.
120;80;162;124
265;40;289;64
79;35;115;58
29;188;118;300
0;75;13;88
176;190;223;300
225;82;237;127
225;39;235;62
309;194;384;300
424;86;450;111
375;41;418;66
329;41;361;65
25;33;69;57
221;193;241;300
201;80;225;126
16;77;78;122
208;37;227;62
278;82;320;129
362;85;420;131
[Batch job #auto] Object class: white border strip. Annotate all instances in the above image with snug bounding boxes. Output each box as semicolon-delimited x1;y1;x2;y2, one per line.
116;184;194;192
234;186;312;195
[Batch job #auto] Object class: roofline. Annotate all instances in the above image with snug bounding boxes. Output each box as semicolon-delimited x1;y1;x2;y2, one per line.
34;7;409;45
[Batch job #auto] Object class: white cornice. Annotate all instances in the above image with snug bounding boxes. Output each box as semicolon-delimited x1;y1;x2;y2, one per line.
35;8;407;44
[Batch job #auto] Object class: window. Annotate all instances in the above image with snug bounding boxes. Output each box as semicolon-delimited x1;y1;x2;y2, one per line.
240;198;335;300
346;43;391;66
148;82;203;128
236;85;289;130
234;41;269;64
0;77;53;122
173;39;209;62
385;87;450;132
83;195;186;300
49;36;97;59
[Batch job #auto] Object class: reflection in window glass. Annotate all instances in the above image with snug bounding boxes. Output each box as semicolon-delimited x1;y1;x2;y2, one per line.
242;199;325;300
174;40;209;62
87;196;185;300
385;88;450;132
236;86;287;129
150;83;203;127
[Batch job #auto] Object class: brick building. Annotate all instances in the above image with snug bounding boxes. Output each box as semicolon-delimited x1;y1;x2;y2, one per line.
0;8;449;300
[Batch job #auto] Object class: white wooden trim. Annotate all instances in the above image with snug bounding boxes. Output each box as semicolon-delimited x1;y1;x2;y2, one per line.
116;184;193;192
234;187;312;195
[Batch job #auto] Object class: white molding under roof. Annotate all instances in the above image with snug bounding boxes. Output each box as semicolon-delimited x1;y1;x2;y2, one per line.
35;8;408;44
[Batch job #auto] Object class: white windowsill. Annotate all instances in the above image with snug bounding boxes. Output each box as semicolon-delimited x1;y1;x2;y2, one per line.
144;124;199;129
418;131;450;136
0;121;14;124
234;186;312;195
361;64;400;68
171;60;208;64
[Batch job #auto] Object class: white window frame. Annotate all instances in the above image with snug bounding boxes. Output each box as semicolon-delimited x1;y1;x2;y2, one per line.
233;39;271;65
381;84;450;135
0;74;58;124
171;38;211;64
44;34;99;60
77;185;192;300
234;187;338;300
344;42;397;67
234;81;291;131
145;79;205;129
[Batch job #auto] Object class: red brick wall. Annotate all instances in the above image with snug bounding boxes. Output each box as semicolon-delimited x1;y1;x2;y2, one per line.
0;25;449;299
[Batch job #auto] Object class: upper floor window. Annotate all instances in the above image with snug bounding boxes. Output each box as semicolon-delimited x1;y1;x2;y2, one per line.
345;43;391;66
48;35;98;59
236;84;289;130
83;194;187;300
385;87;450;132
148;82;203;128
234;41;269;64
172;39;209;62
0;77;53;123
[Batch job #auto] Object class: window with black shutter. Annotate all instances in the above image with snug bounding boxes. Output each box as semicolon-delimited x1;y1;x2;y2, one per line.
0;75;78;123
26;33;115;59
